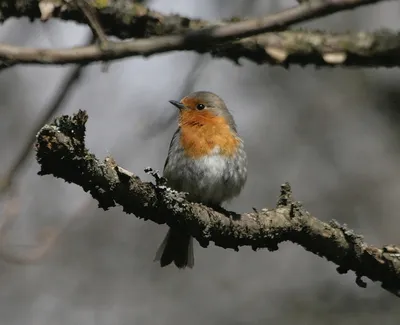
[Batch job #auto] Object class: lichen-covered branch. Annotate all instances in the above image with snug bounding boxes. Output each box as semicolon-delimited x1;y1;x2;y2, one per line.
1;0;391;39
0;0;397;67
218;30;400;67
35;110;400;298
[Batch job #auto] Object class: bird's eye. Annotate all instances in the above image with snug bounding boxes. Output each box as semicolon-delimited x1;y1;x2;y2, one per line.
196;104;205;110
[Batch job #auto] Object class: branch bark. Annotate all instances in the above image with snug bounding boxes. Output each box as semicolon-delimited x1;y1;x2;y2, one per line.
1;29;399;67
1;0;391;39
35;110;400;298
0;0;397;67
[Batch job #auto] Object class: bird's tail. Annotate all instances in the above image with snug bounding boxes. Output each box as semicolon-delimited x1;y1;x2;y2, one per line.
154;228;194;269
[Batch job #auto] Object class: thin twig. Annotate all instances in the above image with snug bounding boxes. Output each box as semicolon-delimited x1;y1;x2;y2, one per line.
75;0;111;71
76;0;108;47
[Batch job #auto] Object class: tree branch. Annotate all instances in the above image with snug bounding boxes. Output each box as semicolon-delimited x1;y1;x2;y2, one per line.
1;29;399;67
35;110;400;298
2;0;392;39
0;0;397;67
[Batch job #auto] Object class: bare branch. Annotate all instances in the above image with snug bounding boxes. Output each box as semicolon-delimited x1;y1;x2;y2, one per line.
0;0;397;67
35;110;400;298
0;29;399;67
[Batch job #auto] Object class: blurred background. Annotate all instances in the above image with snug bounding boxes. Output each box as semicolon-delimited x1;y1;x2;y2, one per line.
0;0;400;324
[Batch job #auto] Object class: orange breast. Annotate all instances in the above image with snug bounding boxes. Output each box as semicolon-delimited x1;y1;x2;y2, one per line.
179;110;239;158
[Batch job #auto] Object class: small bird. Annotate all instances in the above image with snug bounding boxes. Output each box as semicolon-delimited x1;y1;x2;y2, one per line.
154;91;248;269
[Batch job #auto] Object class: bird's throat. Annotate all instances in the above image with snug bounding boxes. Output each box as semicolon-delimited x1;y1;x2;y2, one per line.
179;111;239;158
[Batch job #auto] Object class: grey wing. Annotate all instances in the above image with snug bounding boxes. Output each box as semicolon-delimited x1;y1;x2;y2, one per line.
163;128;180;172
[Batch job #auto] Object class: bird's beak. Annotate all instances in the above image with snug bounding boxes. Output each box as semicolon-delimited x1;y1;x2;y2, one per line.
169;100;185;110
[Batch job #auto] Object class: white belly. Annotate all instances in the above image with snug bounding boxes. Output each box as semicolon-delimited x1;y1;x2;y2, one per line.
164;146;247;205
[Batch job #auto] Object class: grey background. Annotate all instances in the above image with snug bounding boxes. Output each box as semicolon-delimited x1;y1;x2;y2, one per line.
0;0;400;324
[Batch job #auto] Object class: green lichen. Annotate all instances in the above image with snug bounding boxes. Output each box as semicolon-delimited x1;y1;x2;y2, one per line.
93;0;108;9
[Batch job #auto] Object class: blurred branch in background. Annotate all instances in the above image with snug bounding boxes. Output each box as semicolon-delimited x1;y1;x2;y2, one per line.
0;195;93;264
0;33;94;195
0;193;60;264
0;33;94;264
35;110;400;299
0;0;397;67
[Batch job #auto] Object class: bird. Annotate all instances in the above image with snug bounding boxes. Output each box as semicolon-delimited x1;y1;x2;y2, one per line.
154;91;248;269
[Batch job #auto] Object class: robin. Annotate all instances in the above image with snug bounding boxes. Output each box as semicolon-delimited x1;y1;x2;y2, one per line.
154;91;248;269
